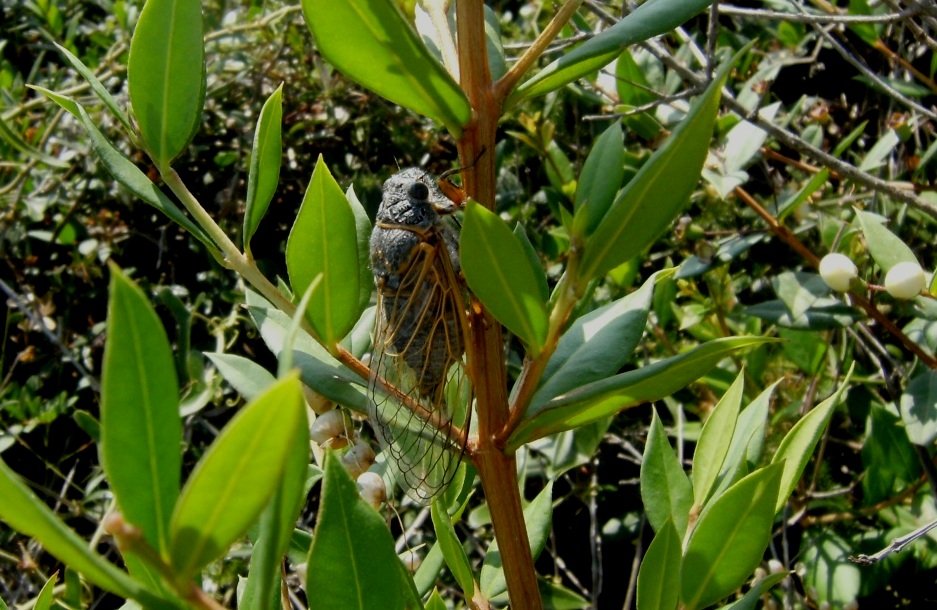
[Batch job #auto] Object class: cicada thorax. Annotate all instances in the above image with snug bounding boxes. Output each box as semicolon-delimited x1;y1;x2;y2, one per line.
368;168;472;502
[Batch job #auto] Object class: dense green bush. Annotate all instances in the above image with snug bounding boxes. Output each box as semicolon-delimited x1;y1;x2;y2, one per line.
1;0;936;608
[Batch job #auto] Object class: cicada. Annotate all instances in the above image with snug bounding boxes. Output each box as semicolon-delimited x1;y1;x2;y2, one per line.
368;167;472;502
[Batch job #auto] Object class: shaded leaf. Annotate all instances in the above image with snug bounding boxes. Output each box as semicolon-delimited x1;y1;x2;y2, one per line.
508;337;773;451
575;121;625;236
204;352;276;401
462;201;548;355
900;370;937;446
431;500;474;598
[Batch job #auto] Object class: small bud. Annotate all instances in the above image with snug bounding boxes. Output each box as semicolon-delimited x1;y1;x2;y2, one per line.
767;558;785;574
309;408;351;448
884;261;926;300
341;438;376;479
356;471;387;508
819;253;858;292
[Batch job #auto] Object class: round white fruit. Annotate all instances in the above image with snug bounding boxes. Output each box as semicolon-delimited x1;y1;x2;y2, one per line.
818;253;858;292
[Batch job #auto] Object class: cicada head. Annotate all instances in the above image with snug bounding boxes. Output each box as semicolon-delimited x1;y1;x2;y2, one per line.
376;167;453;228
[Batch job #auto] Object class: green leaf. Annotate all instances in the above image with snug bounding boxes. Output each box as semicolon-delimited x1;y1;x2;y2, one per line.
507;337;773;451
286;156;360;346
480;481;554;599
128;0;206;168
29;87;217;251
900;370;937;446
247;293;369;414
413;541;446;598
514;223;549;303
532;272;656;409
636;518;681;610
301;0;470;137
52;42;134;136
537;580;591;609
431;500;474;598
0;460;169;606
34;573;57;610
205;352;276;401
461;201;549;355
307;452;419;610
425;589;446;610
101;264;181;556
509;0;714;105
169;374;305;578
771;366;852;513
245;404;311;610
854;209;919;273
641;410;693;536
721;572;789;610
681;463;783;610
346;185;375;313
575;121;625;236
692;371;744;507
711;381;781;498
577;52;730;281
244;84;283;251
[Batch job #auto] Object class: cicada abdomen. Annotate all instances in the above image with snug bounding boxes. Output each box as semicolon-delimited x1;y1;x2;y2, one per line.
368;168;472;502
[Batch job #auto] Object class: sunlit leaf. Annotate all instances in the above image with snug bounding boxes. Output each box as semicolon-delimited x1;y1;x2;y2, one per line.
101;264;180;556
128;0;205;168
854;209;919;273
636;518;680;610
681;463;783;610
244;85;283;251
169;375;305;578
301;0;470;137
286;156;360;346
692;371;744;508
431;500;474;598
307;452;419;610
641;411;693;536
577;52;732;281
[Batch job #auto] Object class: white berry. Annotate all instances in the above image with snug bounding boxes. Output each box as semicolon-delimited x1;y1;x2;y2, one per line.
356;471;387;508
818;253;858;292
884;261;926;300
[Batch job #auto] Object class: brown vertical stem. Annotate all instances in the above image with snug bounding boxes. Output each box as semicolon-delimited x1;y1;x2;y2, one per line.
455;1;542;608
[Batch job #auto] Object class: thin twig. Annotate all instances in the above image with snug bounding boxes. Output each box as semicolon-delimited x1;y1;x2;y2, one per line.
718;3;921;24
850;517;937;565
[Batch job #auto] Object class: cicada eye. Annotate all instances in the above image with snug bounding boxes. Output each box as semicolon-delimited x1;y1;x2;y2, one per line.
408;181;430;201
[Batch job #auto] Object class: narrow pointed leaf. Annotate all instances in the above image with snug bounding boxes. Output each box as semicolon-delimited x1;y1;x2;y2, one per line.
286;156;360;346
101;264;180;556
509;0;714;105
169;375;305;578
307;452;419;610
52;42;134;135
461;200;548;355
770;367;852;513
244;85;283;251
514;223;549;302
301;0;470;137
507;337;774;451
246;408;310;609
531;272;656;409
205;352;276;401
128;0;206;168
641;411;693;536
681;464;783;610
636;518;681;610
0;460;169;606
431;500;474;598
346;185;374;313
34;573;57;610
691;371;744;507
578;54;732;282
575;121;625;236
30;87;216;250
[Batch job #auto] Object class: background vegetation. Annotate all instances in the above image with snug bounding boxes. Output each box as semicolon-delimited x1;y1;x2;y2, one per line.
1;0;936;608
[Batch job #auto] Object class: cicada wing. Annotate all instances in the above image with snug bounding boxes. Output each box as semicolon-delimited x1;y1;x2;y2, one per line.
368;240;472;503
